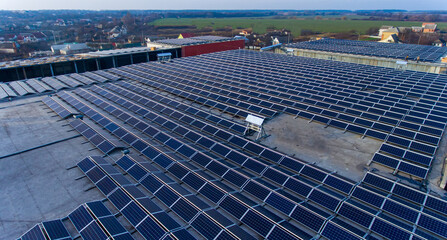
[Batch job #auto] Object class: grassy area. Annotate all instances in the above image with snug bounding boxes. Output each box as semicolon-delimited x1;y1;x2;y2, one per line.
151;18;447;36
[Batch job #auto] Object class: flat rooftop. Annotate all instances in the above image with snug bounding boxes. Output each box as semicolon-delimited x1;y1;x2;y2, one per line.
286;38;447;63
0;45;178;70
3;49;447;240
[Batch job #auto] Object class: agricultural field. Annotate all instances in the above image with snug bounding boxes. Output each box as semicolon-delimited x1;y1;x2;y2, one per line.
151;18;447;36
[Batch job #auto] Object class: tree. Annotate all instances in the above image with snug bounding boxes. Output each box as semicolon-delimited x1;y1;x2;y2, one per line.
121;12;135;26
366;27;379;35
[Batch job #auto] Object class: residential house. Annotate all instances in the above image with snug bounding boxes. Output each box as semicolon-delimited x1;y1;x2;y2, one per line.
17;33;37;43
412;27;423;32
381;27;399;41
0;42;19;54
433;39;446;47
106;25;127;39
379;34;400;43
378;26;393;38
422;23;437;33
32;32;47;41
51;43;90;55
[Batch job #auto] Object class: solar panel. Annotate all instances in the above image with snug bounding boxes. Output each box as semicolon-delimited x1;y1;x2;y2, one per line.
191;214;222;239
136;217;166;239
42;220;70;240
80;221;108;240
20;225;46;240
69;206;94;231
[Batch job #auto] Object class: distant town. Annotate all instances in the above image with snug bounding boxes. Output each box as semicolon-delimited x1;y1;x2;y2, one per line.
0;10;446;62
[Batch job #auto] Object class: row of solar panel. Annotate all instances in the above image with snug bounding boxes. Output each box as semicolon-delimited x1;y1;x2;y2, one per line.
134;61;446;140
68;91;363;240
78;156;195;240
71;83;447;239
201;50;447;98
137;52;444;178
119;63;438;178
86;82;447;239
363;172;447;216
68;202;134;240
178;56;447;119
68;98;302;240
100;82;246;135
139;60;445;146
42;96;77;119
108;67;277;118
70;118;124;154
114;154;258;240
61;93;308;239
202;54;447;113
177;56;447;127
65;86;360;239
285;39;447;62
201;50;447;95
85;82;358;197
20;200;134;240
73;85;437;239
0;70;118;100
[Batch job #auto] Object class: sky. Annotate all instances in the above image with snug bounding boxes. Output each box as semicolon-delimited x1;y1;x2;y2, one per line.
0;0;446;11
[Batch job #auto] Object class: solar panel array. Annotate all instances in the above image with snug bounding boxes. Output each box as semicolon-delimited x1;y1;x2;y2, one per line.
286;38;447;62
19;49;447;240
190;36;234;42
155;38;210;46
0;70;119;100
106;49;447;180
19;200;135;240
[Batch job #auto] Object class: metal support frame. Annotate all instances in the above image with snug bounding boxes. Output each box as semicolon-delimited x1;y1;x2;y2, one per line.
244;114;268;141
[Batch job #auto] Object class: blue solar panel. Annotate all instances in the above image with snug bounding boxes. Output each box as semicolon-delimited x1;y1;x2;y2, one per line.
95;176;118;195
383;200;418;223
371;219;411;240
244;181;271;201
351;187;384;208
153;212;181;230
21;225;46;240
136;217;166;239
155;186;180;206
290;206;325;232
80;221;108;240
321;222;361;240
171;198;199;222
241;210;274;237
69;206;94;231
191;214;222;239
140;174;163;193
109;188;132;210
398;162;428;179
265;192;295;215
338;203;373;228
99;216;128;236
182;173;206;190
42;220;70;240
300;166;327;182
309;189;340;211
324;175;354;194
199;183;226;203
363;173;394;192
122;201;148;226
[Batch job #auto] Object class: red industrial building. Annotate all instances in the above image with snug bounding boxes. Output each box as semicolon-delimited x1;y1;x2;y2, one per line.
181;39;244;57
149;36;245;57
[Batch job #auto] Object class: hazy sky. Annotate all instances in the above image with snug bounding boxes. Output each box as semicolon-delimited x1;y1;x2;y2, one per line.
0;0;446;11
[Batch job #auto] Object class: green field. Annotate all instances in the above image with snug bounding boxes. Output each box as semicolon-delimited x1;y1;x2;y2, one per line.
151;18;447;36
